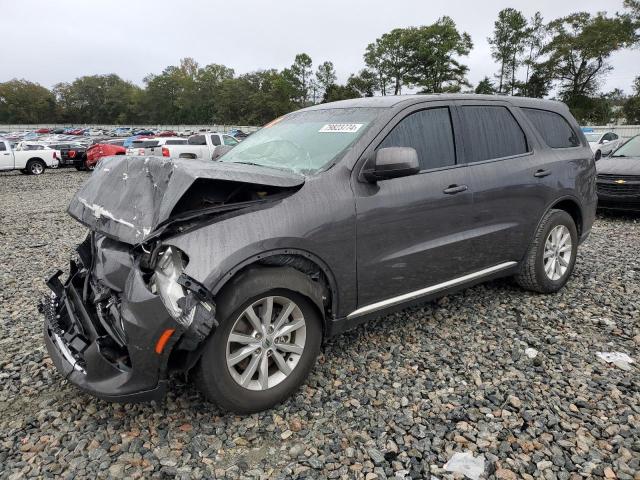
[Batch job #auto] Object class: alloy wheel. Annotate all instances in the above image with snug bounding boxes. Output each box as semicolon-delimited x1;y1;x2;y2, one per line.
226;296;307;391
543;225;572;281
31;162;44;175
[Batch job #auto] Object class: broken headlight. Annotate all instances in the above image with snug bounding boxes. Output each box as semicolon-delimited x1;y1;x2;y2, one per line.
150;246;190;323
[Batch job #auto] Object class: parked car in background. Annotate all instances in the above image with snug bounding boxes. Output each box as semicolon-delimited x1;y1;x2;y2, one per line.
596;134;640;211
160;132;239;159
46;142;87;169
42;95;596;412
85;139;127;170
228;129;250;140
584;131;624;160
126;137;187;156
157;130;178;137
35;128;52;134
0;138;59;174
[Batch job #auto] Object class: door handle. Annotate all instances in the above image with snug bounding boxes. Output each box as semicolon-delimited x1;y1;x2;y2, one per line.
443;184;468;194
534;169;551;178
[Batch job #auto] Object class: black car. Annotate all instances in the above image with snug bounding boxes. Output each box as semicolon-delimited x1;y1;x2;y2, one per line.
596;135;640;212
48;143;88;169
41;95;597;413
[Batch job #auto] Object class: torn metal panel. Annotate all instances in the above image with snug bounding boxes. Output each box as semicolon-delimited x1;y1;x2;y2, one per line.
67;156;304;244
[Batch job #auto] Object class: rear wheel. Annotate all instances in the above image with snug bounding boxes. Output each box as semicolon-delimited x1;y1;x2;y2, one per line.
26;159;45;175
515;209;578;293
195;269;322;413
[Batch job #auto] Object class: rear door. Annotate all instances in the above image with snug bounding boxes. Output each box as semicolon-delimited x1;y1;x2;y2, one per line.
354;102;475;307
454;101;547;266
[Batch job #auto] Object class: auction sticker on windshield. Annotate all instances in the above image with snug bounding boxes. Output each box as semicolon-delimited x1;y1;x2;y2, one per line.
319;123;363;133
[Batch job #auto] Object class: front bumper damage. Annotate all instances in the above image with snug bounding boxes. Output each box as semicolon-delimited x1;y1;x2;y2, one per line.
41;235;216;402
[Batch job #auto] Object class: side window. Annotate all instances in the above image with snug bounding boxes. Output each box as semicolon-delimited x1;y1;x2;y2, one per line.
210;135;221;146
188;135;206;145
378;107;456;170
611;133;619;140
459;106;529;162
0;142;6;151
522;108;580;148
223;135;239;146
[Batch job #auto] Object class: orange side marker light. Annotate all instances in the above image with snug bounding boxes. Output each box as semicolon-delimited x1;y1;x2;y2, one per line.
155;329;176;354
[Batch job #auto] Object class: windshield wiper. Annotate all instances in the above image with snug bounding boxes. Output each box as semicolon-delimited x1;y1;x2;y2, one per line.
611;154;626;157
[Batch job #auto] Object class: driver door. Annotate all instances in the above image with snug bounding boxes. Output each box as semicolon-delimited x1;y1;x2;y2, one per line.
353;104;476;307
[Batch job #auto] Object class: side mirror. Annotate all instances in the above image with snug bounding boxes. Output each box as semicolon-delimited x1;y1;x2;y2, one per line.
362;147;420;182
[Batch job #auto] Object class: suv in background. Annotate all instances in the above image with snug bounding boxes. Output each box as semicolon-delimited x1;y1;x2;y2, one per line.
42;95;596;413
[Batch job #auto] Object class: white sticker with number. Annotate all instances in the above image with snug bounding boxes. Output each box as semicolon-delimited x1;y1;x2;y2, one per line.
319;123;363;133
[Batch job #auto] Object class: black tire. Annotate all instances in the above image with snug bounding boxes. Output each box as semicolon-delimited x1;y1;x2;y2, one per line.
194;268;323;413
515;209;578;293
19;169;29;175
26;159;46;175
75;165;86;171
595;150;602;161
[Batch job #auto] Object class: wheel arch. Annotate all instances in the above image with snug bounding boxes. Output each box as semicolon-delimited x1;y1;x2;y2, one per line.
211;249;339;331
549;197;583;237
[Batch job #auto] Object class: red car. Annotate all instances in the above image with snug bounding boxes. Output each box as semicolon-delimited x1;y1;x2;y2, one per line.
35;128;51;134
85;140;126;170
157;130;177;137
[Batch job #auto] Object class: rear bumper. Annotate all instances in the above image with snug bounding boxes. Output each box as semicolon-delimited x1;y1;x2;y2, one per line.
41;259;180;403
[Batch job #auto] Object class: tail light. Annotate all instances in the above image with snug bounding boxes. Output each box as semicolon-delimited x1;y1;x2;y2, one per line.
53;151;59;160
69;150;76;159
162;147;170;157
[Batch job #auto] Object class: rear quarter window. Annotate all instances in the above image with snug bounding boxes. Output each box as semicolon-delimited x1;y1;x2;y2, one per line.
522;108;580;148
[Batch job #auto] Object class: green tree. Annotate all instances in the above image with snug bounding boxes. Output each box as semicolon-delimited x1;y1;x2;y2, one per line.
323;84;361;103
286;53;313;107
474;76;496;94
347;69;378;97
623;76;640;124
365;28;412;95
54;74;142;123
543;12;636;107
0;79;57;123
488;8;528;94
521;12;548;96
314;61;337;103
404;17;473;93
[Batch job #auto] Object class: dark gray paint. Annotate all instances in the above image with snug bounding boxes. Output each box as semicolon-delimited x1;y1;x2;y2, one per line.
47;94;597;402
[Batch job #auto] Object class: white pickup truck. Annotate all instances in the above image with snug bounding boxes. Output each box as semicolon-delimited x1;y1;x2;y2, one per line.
0;139;59;174
161;133;240;160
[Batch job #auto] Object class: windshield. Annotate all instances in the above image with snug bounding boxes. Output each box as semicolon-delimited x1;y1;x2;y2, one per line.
219;108;381;175
584;133;601;142
611;136;640;158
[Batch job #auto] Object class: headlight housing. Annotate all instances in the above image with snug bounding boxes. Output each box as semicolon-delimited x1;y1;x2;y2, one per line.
150;246;191;323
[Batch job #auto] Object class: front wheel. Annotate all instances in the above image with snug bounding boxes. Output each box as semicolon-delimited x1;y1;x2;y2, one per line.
515;209;578;293
595;150;602;161
194;270;322;413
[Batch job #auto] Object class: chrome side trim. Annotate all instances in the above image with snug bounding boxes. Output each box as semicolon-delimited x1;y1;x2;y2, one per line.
347;261;517;319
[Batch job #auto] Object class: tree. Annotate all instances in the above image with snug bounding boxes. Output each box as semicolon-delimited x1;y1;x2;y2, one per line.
474;76;496;95
286;53;313;106
0;79;57;123
365;29;412;95
54;74;143;124
347;69;378;97
543;12;636;106
404;17;473;93
623;76;640;124
314;61;337;103
488;8;528;94
521;12;548;96
323;84;361;103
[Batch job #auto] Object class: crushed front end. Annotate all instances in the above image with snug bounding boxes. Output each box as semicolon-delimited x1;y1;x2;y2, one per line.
41;233;216;402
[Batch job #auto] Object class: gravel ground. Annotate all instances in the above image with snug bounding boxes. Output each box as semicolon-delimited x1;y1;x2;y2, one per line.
0;168;638;480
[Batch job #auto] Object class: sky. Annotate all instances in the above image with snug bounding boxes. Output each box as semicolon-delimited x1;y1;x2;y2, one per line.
2;0;638;94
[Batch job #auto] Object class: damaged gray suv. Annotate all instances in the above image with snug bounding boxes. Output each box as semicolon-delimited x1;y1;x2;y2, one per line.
42;95;597;413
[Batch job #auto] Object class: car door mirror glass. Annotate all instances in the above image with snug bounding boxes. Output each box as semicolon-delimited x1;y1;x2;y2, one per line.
363;147;420;182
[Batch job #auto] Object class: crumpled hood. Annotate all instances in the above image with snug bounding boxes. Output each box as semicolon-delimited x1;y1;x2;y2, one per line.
67;156;304;244
596;156;640;175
